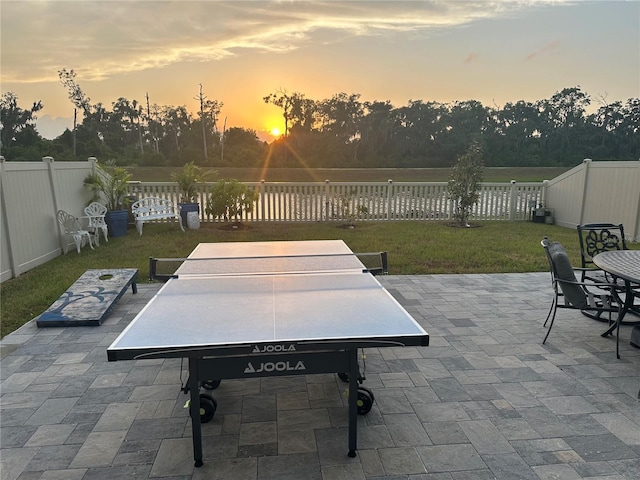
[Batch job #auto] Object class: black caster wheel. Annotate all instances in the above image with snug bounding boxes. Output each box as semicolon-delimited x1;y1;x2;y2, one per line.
197;394;217;423
202;379;221;390
358;386;374;402
338;372;349;383
356;387;374;415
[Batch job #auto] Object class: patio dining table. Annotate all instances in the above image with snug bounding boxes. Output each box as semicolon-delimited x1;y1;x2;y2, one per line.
593;249;640;359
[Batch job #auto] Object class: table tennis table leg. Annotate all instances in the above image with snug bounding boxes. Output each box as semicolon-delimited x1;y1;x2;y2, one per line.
347;348;358;458
188;358;204;467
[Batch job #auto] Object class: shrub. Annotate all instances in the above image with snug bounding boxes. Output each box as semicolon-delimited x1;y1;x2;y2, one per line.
205;179;259;222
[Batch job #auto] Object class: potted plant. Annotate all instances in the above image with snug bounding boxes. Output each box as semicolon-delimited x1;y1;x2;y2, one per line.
172;162;212;229
83;162;132;237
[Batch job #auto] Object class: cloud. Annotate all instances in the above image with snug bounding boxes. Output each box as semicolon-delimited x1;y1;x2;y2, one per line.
2;1;566;84
463;53;479;64
35;115;73;140
525;40;561;61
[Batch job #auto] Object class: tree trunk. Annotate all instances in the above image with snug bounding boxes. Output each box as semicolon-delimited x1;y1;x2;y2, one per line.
72;108;77;156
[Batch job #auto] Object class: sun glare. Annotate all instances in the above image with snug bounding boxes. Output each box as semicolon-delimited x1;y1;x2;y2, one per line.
270;127;281;137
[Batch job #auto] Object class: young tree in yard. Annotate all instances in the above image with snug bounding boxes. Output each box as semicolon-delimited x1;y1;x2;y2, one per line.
447;141;484;227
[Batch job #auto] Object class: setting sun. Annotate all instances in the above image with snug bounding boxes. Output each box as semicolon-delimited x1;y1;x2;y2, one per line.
270;127;281;137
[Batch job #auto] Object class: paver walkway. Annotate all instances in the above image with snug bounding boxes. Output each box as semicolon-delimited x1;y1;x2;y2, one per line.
1;273;639;480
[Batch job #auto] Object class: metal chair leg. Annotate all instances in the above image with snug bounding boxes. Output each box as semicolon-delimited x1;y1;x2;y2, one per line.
543;306;558;344
543;295;557;327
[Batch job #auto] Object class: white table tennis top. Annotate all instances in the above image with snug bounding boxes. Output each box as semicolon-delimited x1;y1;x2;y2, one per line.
108;241;428;360
186;240;354;259
174;240;366;276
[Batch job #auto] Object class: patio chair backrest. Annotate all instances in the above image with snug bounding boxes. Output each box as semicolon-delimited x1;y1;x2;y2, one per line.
85;202;107;218
541;238;588;309
577;223;626;269
56;209;83;235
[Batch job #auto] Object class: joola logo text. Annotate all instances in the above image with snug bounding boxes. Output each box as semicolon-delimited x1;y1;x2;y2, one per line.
252;344;296;353
244;361;306;374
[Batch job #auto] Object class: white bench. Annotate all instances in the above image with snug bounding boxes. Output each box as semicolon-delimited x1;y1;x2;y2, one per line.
131;197;185;236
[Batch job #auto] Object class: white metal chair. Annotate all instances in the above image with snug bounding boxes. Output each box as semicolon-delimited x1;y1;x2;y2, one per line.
84;202;109;246
57;210;93;254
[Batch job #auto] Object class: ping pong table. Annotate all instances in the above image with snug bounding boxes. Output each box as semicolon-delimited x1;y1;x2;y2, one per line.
107;240;429;467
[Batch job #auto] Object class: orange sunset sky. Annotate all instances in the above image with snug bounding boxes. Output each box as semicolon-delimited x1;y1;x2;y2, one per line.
2;0;639;141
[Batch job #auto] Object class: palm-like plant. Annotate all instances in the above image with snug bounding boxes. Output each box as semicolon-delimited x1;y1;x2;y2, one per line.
83;162;132;211
171;162;208;204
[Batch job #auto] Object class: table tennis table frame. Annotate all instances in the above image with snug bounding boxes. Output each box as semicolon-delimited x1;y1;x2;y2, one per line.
109;242;426;467
109;334;427;467
184;344;364;467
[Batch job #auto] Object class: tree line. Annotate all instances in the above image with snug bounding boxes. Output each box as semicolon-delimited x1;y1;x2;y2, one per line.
1;83;638;168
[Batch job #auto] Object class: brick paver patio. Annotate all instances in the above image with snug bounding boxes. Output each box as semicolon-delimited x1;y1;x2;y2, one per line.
2;273;639;479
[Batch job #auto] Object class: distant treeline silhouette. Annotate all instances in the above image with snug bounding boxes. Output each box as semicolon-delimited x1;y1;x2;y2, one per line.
2;86;638;167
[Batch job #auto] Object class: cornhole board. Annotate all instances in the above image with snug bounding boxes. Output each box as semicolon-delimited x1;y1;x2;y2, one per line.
37;269;138;328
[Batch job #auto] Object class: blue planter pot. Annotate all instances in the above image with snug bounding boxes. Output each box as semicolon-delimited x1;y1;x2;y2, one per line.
179;203;200;229
105;210;129;237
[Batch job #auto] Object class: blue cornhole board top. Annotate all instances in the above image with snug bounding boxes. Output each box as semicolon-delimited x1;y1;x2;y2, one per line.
37;269;138;328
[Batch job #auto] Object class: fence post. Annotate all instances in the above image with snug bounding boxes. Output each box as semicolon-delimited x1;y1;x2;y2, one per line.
0;156;18;278
509;180;517;221
260;179;266;222
88;156;98;172
633;160;640;242
386;179;393;221
42;156;65;252
324;179;330;222
578;158;592;225
43;156;58;214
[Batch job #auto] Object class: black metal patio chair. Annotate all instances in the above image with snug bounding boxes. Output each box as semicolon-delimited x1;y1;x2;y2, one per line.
541;237;624;356
577;223;640;320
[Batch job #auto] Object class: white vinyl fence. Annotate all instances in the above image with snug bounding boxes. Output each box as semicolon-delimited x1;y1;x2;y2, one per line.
1;157;96;282
129;179;544;223
544;159;640;242
3;156;638;282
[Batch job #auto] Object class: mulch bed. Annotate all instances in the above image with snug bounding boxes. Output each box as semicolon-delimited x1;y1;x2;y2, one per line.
444;222;483;228
214;222;251;231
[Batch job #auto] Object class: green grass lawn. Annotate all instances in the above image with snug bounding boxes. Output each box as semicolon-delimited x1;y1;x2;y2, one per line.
1;220;591;338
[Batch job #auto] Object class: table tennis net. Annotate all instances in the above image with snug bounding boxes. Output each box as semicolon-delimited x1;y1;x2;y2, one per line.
148;251;387;282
